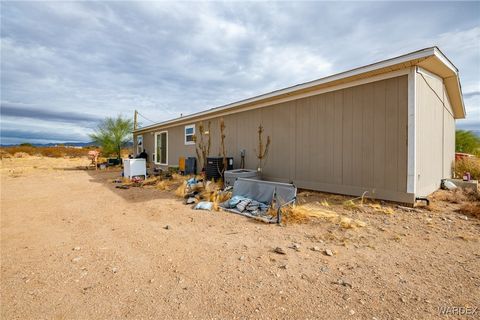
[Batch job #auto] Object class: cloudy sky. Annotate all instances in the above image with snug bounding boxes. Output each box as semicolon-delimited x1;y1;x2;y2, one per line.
1;1;479;144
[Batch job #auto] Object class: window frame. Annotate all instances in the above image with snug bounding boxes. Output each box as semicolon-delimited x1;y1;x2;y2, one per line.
154;131;168;165
184;124;195;145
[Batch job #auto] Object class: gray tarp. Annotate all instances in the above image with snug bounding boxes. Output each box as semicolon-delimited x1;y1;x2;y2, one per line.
222;178;297;223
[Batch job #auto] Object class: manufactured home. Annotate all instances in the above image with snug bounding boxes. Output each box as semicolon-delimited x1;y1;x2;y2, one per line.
133;47;465;204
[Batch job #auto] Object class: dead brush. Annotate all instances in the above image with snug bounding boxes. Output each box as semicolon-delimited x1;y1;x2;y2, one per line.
343;191;370;211
279;203;366;228
458;202;480;219
366;203;395;215
141;177;159;187
199;180;223;200
431;189;468;204
174;181;188;198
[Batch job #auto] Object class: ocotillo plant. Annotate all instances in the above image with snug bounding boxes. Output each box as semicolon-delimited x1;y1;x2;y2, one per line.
193;121;211;172
219;118;227;177
256;124;271;173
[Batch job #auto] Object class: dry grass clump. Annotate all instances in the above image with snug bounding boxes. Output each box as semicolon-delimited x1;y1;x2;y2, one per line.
199;180;223;201
0;150;12;159
141;177;159;186
280;203;366;228
458;202;480;218
13;152;30;158
174;182;188;198
156;180;172;191
366;203;395;214
432;189;469;204
455;157;480;180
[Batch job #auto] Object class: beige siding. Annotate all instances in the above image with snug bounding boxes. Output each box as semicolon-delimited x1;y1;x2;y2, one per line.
415;71;455;196
141;75;411;202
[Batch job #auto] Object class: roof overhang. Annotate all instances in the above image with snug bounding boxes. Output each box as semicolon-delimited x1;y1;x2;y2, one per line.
135;46;465;133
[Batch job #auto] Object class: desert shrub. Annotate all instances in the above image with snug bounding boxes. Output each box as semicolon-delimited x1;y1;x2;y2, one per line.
454;157;480;180
13;152;30;158
0;150;12;159
431;189;467;204
456;130;480;154
458;202;480;219
0;146;90;158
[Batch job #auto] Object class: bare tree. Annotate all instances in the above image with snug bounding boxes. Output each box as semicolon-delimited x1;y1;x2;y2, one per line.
193;121;211;172
219;118;227;177
256;124;271;173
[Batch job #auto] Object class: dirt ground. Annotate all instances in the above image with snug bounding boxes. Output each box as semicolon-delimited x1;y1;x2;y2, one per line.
1;157;479;320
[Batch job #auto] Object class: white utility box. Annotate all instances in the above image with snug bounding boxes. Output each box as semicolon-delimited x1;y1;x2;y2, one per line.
123;158;147;179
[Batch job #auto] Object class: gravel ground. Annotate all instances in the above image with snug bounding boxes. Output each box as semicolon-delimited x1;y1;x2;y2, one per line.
1;157;479;319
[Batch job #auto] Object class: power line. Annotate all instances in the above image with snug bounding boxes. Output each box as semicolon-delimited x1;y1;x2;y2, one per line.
136;112;158;124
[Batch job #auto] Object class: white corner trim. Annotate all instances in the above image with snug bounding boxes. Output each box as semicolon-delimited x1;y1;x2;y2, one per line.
433;48;458;74
407;67;417;194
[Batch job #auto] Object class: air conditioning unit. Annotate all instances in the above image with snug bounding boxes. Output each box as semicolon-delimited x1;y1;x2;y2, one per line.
205;157;233;181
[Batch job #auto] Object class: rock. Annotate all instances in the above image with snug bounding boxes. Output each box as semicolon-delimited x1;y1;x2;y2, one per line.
400;297;407;303
279;264;288;269
164;225;171;230
239;256;245;261
186;197;196;204
320;266;329;273
311;246;321;252
349;309;355;315
112;267;118;273
335;279;353;288
274;247;286;255
149;279;155;283
71;256;82;263
289;243;301;251
72;246;81;251
325;249;334;256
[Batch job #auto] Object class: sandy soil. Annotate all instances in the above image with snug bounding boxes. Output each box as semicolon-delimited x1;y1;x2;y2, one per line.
1;157;479;319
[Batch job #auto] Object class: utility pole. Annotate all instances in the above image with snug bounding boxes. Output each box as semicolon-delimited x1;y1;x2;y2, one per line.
134;109;138;130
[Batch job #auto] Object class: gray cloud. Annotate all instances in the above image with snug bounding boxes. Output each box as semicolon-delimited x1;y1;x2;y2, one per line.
1;102;102;123
1;1;479;143
0;129;87;143
464;91;480;99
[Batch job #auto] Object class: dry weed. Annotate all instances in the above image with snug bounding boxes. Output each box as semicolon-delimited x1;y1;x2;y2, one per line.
367;203;395;214
432;189;468;204
458;202;480;219
281;203;366;228
454;157;480;180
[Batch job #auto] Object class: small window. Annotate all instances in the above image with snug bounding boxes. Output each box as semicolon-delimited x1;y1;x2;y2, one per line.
185;124;195;145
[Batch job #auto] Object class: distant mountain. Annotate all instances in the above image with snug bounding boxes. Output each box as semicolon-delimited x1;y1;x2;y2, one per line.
0;141;98;147
0;141;134;147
